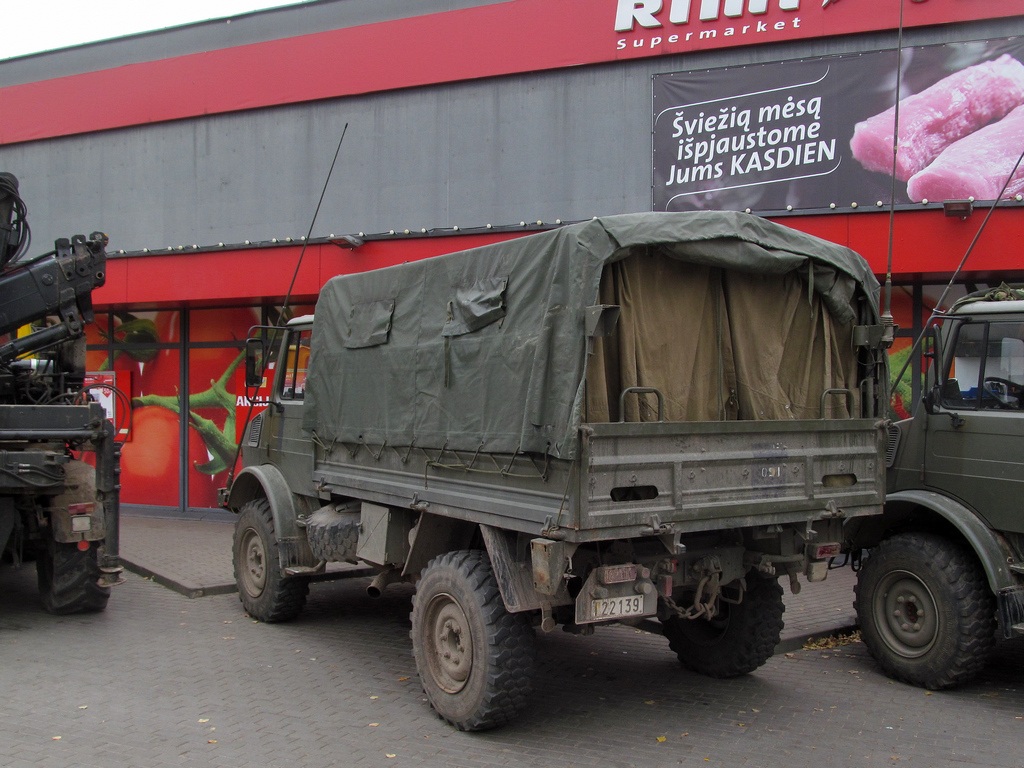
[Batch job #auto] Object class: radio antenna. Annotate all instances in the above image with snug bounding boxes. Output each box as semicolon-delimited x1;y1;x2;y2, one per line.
879;0;908;350
888;144;1024;392
225;123;349;489
281;122;349;320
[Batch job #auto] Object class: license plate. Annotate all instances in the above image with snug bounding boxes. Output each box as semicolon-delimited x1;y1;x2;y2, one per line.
591;594;645;621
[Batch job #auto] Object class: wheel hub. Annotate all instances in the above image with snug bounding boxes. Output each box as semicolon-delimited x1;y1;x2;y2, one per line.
240;528;267;597
875;570;938;658
424;593;472;694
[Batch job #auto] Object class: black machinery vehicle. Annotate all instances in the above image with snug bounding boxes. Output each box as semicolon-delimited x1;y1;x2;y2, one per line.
0;172;122;613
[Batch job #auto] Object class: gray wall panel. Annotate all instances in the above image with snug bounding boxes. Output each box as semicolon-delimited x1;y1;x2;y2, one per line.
1;17;1020;256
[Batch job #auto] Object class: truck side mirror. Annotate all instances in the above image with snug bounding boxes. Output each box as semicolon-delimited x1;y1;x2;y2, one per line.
926;379;960;414
244;337;267;389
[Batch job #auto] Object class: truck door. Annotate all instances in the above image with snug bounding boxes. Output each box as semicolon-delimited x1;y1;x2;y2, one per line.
928;318;1024;533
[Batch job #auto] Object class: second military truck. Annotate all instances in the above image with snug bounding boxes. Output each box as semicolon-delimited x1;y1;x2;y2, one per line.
848;284;1024;690
223;211;889;730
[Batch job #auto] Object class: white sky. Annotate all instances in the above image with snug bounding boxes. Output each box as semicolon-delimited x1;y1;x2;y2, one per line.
3;0;310;61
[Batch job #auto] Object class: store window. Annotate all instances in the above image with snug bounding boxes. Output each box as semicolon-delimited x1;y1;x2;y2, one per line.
186;307;259;510
86;310;183;507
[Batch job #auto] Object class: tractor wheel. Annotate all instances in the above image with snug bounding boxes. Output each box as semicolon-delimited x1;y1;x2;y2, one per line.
662;573;784;678
855;532;995;689
410;550;536;731
233;499;309;622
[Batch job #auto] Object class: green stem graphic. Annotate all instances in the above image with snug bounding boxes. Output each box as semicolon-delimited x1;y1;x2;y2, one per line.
132;350;246;476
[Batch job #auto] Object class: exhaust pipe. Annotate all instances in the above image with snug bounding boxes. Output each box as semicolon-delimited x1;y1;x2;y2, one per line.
366;566;401;598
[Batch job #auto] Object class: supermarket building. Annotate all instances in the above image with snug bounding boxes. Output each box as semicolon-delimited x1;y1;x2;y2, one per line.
1;0;1023;514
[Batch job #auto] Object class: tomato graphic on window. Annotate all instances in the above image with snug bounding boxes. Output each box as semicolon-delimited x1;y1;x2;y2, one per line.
119;406;181;507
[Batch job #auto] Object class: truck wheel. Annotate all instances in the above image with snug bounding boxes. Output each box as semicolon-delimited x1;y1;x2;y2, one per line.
37;538;110;614
662;573;784;678
855;532;996;689
233;499;309;622
410;550;536;731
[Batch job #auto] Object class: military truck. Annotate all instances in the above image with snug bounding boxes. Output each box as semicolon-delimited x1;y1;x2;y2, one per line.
0;172;122;613
848;284;1024;689
223;211;889;730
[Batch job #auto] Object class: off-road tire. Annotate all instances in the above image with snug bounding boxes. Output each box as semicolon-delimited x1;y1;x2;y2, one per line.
37;538;110;614
662;573;785;678
410;550;536;731
233;498;309;622
855;532;996;689
305;506;360;563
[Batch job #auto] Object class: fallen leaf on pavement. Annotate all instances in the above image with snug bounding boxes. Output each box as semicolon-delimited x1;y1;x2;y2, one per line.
803;631;861;651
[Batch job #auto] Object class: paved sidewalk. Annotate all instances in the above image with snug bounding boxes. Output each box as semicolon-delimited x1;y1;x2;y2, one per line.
120;515;240;598
118;513;859;653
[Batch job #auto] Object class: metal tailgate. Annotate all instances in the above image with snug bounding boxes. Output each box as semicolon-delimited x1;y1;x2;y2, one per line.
579;418;885;536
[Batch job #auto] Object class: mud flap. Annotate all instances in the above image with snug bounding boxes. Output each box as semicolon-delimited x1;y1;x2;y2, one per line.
998;585;1024;639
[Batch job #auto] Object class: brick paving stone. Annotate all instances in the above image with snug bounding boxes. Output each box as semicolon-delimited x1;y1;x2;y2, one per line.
4;532;1024;768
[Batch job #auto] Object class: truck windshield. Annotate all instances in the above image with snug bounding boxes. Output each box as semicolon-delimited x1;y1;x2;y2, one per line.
944;320;1024;410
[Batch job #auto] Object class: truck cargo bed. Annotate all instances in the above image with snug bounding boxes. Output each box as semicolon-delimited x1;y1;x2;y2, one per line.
311;417;883;543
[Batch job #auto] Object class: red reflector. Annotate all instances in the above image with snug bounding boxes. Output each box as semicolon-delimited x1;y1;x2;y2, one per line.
813;543;841;559
77;540;90;551
68;502;95;516
659;575;674;597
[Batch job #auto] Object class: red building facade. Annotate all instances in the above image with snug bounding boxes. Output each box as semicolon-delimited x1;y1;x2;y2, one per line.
2;0;1022;513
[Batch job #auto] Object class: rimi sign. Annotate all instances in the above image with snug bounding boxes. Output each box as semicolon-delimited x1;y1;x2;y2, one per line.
612;0;1018;57
617;0;802;29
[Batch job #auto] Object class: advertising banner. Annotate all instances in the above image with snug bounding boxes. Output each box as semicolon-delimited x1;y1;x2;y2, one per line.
653;37;1024;214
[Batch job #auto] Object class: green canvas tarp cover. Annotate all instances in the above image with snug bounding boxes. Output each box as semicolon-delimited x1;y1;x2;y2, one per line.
303;211;879;460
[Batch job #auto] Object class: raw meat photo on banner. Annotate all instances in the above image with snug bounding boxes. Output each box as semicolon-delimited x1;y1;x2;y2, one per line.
652;37;1024;214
